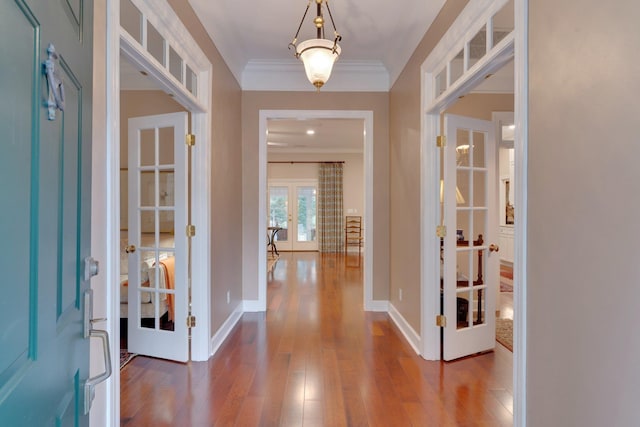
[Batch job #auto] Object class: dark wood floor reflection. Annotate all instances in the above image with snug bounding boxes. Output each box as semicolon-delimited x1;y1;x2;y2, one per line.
121;252;513;426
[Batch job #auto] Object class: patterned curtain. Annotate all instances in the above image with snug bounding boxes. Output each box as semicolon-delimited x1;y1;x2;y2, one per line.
318;163;344;252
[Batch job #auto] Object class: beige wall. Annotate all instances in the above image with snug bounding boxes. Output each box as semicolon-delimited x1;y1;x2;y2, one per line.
528;0;640;424
242;91;389;300
389;0;470;332
268;153;365;218
168;1;243;335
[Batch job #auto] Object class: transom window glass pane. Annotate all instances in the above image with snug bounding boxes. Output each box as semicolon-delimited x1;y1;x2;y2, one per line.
169;47;183;82
492;0;514;47
147;23;165;66
468;25;487;69
120;0;142;43
186;66;198;97
450;49;464;86
435;67;447;98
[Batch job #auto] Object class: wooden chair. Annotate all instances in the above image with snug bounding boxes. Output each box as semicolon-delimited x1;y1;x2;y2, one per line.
345;216;363;254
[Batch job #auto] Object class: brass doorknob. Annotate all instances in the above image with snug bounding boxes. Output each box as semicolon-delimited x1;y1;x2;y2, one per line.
489;244;499;253
125;245;136;254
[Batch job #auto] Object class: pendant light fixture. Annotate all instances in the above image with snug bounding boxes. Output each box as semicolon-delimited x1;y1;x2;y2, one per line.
289;0;342;91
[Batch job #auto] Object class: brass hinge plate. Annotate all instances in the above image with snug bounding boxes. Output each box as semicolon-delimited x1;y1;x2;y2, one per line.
436;225;447;238
186;134;196;146
436;135;446;148
186;224;196;237
436;315;447;327
187;315;196;328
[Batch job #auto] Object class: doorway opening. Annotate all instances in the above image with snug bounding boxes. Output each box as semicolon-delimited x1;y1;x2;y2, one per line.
257;110;376;311
419;0;527;423
103;0;213;422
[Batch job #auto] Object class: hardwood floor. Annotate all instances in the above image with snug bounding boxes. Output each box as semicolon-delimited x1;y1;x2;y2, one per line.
121;252;513;426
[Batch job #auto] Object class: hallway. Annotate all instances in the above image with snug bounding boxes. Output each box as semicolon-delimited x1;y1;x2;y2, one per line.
121;252;513;426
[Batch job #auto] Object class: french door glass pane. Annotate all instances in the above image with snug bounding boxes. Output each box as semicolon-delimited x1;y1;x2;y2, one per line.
455;126;489;329
296;186;317;242
269;186;289;242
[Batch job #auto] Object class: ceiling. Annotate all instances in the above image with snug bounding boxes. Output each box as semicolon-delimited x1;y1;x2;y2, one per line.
267;118;365;154
188;0;447;90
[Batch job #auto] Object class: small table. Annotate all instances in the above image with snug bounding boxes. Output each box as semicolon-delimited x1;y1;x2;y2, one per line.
267;227;282;256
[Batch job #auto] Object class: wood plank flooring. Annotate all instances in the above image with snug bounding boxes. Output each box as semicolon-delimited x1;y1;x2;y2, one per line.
121;252;513;426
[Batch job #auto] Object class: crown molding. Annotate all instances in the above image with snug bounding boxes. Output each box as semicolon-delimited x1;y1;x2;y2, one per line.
242;60;390;92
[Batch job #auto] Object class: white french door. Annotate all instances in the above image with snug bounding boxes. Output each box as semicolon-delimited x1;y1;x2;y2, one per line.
127;112;189;362
442;114;499;361
268;180;318;251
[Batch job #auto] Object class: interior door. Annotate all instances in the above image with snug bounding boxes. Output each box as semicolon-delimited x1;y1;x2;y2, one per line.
442;114;498;361
268;181;318;251
0;0;96;424
127;113;189;362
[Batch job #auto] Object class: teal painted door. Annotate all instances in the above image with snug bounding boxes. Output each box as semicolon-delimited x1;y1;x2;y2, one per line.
0;0;94;425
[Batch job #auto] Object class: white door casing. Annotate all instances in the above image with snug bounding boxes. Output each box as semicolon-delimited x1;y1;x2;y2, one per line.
442;114;498;361
127;112;189;362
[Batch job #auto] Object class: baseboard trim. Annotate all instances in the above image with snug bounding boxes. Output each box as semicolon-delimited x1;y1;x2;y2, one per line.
388;303;422;356
366;300;390;312
209;304;243;357
243;299;265;312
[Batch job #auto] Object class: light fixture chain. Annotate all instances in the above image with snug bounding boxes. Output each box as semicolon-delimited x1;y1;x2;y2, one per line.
289;0;313;54
325;1;342;42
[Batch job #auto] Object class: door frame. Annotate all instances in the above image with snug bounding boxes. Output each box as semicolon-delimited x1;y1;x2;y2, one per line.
268;179;319;252
419;0;528;424
255;110;375;312
100;0;213;424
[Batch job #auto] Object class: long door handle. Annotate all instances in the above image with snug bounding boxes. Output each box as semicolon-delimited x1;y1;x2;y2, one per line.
82;289;113;414
84;328;112;414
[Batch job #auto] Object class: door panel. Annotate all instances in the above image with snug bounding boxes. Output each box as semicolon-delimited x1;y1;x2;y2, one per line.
127;113;189;362
443;115;498;361
268;185;291;250
0;0;94;424
268;181;318;251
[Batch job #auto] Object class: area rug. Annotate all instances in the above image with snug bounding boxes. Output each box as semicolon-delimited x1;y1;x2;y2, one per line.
120;349;137;369
500;265;513;292
500;278;513;293
495;318;513;352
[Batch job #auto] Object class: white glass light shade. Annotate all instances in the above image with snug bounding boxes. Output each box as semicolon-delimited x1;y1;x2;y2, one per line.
297;38;341;89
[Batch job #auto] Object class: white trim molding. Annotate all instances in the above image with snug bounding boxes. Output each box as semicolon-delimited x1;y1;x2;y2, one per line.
367;300;390;312
389;303;422;356
243;60;390;92
209;303;244;357
513;0;528;424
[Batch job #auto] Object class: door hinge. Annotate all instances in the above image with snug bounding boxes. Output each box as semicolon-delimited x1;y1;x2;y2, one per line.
436;225;447;238
436;135;446;148
186;224;196;237
187;315;197;328
186;133;196;146
436;315;447;327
